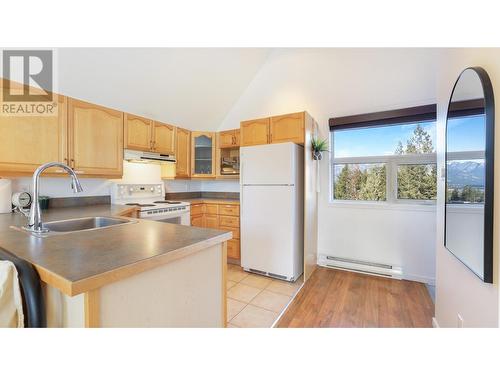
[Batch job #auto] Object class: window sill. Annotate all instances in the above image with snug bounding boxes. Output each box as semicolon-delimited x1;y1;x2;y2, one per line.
327;200;437;212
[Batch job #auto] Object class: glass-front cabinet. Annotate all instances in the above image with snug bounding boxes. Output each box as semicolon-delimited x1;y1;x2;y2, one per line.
191;131;216;177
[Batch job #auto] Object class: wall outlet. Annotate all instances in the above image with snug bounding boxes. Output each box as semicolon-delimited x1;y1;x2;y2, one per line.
457;313;464;328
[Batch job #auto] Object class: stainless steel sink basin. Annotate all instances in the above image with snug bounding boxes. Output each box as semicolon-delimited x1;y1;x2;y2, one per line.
43;216;134;232
12;216;136;237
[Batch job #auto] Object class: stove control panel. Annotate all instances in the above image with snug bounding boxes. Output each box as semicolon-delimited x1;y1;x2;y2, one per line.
112;183;164;200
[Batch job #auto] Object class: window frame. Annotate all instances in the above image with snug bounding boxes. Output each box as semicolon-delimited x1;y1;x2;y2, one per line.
329;104;437;206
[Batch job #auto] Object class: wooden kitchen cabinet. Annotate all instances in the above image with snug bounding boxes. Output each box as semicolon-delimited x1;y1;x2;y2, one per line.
190;203;205;216
205;214;219;229
240;117;270;147
227;240;240;260
218;129;240;148
0;83;68;175
191;214;204;227
189;201;241;262
219;215;239;228
219;204;239;216
270;112;305;144
125;114;177;155
191;132;216;177
153;121;176;154
68;99;124;177
205;204;219;215
175;127;191;178
124;114;152;151
240;112;306;147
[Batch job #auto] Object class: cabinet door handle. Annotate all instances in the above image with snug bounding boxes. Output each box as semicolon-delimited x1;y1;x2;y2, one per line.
70;159;75;168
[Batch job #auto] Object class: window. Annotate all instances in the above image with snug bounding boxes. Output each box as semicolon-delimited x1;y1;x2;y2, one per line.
446;114;486;204
330;105;437;203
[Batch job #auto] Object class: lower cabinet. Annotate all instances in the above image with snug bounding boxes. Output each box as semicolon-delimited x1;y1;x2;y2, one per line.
227;240;240;260
190;201;240;262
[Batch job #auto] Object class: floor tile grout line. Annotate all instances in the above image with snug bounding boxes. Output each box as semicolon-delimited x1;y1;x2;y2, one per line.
226;268;304;328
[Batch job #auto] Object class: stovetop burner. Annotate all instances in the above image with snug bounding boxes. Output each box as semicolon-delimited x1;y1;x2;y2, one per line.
125;203;156;207
153;200;181;204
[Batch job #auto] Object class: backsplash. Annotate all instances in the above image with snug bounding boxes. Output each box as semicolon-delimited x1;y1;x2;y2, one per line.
9;161;161;198
11;177;113;198
165;191;239;200
8;161;239;198
164;179;239;193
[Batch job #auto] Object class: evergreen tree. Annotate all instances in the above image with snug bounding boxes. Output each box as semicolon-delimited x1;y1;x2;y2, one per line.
334;165;350;199
450;188;460;202
334;123;436;201
360;165;386;200
396;124;436;200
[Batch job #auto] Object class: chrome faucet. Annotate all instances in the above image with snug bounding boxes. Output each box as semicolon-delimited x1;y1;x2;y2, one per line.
23;162;83;233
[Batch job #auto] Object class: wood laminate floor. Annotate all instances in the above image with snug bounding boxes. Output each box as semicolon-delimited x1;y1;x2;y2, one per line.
277;267;434;328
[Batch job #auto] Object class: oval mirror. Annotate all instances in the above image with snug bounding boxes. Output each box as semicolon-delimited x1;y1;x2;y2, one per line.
445;67;494;283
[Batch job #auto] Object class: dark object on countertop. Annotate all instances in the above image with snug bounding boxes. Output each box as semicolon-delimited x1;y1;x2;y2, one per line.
0;247;46;328
38;196;50;210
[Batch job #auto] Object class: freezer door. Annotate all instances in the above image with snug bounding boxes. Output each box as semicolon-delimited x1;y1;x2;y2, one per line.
240;143;296;185
241;185;296;279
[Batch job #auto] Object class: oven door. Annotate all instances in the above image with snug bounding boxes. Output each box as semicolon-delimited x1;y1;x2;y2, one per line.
141;211;191;226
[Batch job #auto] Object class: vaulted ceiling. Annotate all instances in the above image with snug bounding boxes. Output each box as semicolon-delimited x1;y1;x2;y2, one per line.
56;48;272;131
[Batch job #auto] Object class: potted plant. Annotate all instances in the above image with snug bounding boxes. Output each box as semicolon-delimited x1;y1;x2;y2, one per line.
311;137;329;160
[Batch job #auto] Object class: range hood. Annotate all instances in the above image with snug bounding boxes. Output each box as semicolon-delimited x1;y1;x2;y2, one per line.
124;149;176;164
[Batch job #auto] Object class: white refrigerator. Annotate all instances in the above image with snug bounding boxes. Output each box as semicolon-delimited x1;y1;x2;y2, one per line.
240;142;304;282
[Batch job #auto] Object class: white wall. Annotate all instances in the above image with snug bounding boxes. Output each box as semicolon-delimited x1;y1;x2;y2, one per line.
435;49;500;328
55;48;271;131
218;48;439;283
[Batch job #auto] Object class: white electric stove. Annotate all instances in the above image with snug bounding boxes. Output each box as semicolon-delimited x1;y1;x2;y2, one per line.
111;183;191;225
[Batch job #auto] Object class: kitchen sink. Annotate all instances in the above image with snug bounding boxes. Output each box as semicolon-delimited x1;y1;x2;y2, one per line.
12;216;136;237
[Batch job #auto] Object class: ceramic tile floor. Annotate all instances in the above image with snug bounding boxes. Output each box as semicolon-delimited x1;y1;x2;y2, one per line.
226;264;303;328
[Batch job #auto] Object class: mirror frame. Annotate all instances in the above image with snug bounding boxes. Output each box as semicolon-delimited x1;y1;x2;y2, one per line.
444;66;495;283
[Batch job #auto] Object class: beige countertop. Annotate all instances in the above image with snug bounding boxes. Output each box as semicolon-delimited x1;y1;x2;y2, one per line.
0;204;231;296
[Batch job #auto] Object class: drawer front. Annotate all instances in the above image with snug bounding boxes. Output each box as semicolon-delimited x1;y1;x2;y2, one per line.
191;203;205;216
227;239;240;259
205;204;219;215
205;214;219;229
219;226;239;239
218;204;239;216
191;214;204;227
219;215;239;228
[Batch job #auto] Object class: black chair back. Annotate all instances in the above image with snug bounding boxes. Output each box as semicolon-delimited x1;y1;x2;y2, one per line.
0;247;46;328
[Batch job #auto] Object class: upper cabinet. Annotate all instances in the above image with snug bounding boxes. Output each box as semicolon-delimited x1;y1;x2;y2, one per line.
0;86;68;175
219;129;240;148
240;112;305;147
270;112;305;144
153;121;176;154
68;99;124;177
240;117;270;147
125;114;176;154
175;127;191;178
191;131;216;177
124;114;152;151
